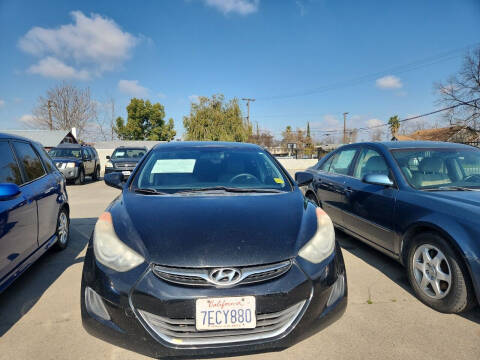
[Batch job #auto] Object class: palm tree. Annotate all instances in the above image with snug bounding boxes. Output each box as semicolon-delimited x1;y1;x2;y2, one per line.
388;115;400;137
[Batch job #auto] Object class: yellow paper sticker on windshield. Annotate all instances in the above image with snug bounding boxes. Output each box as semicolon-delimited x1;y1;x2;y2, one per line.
274;177;284;184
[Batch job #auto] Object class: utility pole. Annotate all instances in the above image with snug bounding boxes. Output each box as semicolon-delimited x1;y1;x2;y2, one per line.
47;100;53;130
343;112;349;144
241;98;255;126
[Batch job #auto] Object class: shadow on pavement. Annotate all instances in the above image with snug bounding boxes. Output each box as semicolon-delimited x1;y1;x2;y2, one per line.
0;217;96;336
337;229;480;324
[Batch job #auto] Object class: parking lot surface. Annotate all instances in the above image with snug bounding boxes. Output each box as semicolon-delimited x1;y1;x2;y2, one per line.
0;181;479;360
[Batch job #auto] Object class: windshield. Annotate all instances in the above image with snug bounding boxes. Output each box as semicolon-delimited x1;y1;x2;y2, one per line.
131;148;291;193
112;148;146;159
49;148;82;159
392;148;480;190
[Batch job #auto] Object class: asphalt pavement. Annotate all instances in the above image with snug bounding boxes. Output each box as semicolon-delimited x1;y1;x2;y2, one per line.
0;180;479;360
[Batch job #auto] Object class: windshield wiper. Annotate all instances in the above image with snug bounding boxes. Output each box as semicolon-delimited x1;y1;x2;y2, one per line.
422;186;478;192
175;186;284;194
134;188;167;195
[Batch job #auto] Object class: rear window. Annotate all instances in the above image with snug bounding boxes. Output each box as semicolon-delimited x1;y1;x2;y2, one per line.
12;141;46;182
0;141;22;185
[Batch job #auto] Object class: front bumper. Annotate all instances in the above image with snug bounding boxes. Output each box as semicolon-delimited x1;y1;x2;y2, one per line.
81;243;347;358
105;167;135;175
58;167;79;180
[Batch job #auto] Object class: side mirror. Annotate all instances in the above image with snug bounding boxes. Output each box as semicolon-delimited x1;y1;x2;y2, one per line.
362;174;393;187
0;183;21;201
106;155;110;159
295;171;314;187
104;173;125;189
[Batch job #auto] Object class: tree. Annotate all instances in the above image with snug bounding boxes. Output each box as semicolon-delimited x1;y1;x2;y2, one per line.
370;128;384;142
436;47;480;128
114;98;176;141
388;115;400;137
183;94;251;142
31;82;96;139
304;122;315;157
249;123;274;148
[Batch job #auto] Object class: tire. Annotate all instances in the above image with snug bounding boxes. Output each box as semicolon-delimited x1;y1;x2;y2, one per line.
93;166;100;181
53;208;69;251
406;232;474;313
75;168;85;185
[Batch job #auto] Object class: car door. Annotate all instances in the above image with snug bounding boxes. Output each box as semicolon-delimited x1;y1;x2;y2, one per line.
0;141;38;281
82;148;94;175
313;148;358;227
343;146;398;252
12;141;58;246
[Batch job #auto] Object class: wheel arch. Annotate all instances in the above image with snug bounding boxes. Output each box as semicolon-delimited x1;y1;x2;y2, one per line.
400;221;478;304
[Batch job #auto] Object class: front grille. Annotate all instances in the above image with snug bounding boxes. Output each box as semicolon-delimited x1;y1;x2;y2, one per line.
137;300;306;346
153;260;292;287
115;162;136;168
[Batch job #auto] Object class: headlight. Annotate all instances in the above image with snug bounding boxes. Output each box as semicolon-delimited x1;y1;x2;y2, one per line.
93;212;144;272
298;207;335;263
66;162;76;168
105;161;113;168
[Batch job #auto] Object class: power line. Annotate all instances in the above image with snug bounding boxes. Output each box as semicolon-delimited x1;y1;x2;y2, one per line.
305;97;480;135
256;43;478;101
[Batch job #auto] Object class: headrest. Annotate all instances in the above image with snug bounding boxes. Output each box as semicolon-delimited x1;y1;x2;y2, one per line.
419;158;443;173
365;156;387;172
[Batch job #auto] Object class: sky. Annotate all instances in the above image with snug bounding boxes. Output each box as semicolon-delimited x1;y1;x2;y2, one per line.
0;0;479;141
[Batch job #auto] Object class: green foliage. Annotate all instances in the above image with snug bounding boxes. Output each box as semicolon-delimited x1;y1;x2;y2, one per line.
304;122;315;156
183;94;251;142
388;115;400;137
114;98;176;141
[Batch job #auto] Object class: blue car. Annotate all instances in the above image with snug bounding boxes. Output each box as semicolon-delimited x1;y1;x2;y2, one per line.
0;133;70;292
298;141;480;313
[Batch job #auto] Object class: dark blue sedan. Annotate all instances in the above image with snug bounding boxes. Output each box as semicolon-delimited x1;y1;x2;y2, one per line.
0;133;70;292
299;141;480;313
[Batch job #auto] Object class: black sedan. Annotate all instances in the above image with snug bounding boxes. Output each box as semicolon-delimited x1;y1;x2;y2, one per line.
300;141;480;314
81;142;347;358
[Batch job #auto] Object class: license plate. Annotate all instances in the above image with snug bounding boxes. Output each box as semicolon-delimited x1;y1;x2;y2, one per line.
122;171;131;176
195;296;256;331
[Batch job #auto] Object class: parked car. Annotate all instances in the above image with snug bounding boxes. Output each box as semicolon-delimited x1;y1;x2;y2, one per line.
81;142;347;358
299;141;480;313
49;143;101;185
104;146;147;178
0;133;70;293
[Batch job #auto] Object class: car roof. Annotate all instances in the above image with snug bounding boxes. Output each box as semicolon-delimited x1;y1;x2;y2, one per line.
0;132;35;142
114;146;147;150
54;143;87;149
152;141;263;151
343;141;475;150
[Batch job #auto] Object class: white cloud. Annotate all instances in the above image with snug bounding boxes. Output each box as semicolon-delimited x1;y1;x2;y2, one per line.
366;118;383;128
0;99;5;108
18;11;139;79
296;1;306;16
188;94;200;103
204;0;259;15
28;57;90;80
18;114;35;124
118;80;148;97
376;75;402;89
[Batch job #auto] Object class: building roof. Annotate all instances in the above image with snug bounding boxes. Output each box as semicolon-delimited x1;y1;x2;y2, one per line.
0;129;76;148
393;126;480;142
93;140;165;150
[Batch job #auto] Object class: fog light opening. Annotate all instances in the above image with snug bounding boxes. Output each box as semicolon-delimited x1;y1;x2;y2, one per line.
85;286;111;321
326;274;345;307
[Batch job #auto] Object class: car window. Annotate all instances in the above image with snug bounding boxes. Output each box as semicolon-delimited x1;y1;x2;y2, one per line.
112;148;146;159
353;148;390;179
49;148;82;158
329;149;357;175
36;145;55;173
0;141;23;185
12;141;46;182
319;154;335;171
133;148;291;192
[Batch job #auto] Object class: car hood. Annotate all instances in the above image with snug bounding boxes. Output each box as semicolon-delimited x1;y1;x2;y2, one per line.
111;157;140;163
52;157;81;163
108;190;316;267
424;190;480;207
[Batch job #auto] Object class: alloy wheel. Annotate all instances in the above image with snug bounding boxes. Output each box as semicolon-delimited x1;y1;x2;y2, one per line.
58;211;69;245
412;244;452;299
